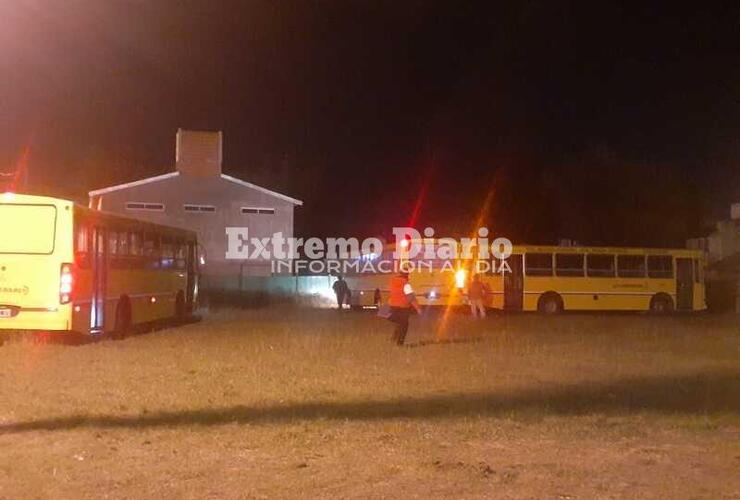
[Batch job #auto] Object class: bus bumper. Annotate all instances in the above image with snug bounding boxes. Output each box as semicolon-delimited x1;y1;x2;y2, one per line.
0;308;70;332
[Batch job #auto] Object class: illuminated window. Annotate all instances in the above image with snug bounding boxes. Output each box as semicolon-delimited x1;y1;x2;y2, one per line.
130;232;143;256
126;202;165;212
108;232;118;255
118;231;130;256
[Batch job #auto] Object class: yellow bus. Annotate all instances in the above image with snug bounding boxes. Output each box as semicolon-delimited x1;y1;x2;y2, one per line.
343;240;706;313
480;244;706;313
343;241;469;309
0;193;199;336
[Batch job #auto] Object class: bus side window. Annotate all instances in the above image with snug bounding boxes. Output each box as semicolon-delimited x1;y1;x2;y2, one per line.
161;238;174;269
144;234;160;269
617;255;645;278
130;232;142;255
555;253;584;277
129;232;143;268
75;224;91;269
586;254;615;278
175;242;187;270
108;231;118;256
525;253;553;276
647;255;673;279
118;231;130;257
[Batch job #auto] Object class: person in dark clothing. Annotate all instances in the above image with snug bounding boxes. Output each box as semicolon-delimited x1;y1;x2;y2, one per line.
388;271;421;345
332;275;350;310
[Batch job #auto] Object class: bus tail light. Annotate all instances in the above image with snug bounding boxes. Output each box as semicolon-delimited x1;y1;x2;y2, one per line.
60;263;74;304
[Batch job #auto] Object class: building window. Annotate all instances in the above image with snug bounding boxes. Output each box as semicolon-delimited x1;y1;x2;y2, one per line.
184;204;216;213
241;207;275;215
126;202;165;212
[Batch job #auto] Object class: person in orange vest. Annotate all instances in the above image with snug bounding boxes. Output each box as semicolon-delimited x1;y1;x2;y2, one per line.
388;270;421;345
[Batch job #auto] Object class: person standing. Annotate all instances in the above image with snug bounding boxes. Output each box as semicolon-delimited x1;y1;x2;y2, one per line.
332;275;349;310
468;273;490;318
388;271;421;345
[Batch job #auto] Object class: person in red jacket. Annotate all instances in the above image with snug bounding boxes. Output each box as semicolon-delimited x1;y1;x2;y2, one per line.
468;273;491;318
388;270;421;345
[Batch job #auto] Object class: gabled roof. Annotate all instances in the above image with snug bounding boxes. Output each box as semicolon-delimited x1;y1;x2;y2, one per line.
220;174;302;205
88;171;303;206
88;172;180;196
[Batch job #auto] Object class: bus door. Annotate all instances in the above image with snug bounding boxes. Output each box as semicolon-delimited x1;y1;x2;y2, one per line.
90;227;107;333
676;258;694;310
186;241;197;307
504;254;523;311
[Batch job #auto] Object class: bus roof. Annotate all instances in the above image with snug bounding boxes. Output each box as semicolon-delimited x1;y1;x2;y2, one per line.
510;244;703;257
2;193;197;240
391;237;703;257
74;205;197;240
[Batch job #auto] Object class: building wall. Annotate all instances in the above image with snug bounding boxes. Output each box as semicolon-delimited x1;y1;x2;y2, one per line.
91;173;295;285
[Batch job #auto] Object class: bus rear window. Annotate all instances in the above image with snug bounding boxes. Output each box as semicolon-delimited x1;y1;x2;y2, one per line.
0;204;57;254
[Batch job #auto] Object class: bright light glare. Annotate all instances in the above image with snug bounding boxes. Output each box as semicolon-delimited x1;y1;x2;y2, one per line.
455;269;467;288
1;192;15;202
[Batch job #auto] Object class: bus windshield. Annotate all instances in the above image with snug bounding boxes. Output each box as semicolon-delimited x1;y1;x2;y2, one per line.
0;204;57;254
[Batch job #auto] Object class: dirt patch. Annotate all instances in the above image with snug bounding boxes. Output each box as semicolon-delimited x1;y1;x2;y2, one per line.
0;309;738;498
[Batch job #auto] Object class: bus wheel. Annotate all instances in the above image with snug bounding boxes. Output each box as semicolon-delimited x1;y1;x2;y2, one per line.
174;292;186;321
113;298;132;339
650;294;674;314
538;293;563;314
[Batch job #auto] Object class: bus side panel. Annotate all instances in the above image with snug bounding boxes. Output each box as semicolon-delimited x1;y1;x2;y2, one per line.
522;277;549;311
411;271;464;307
122;269;185;326
523;276;677;312
71;267;93;333
561;277;652;311
483;274;504;310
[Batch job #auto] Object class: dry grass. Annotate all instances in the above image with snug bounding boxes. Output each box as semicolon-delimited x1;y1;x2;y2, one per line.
0;308;738;499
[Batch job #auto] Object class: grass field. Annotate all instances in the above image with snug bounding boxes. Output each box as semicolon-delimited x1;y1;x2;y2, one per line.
0;308;738;499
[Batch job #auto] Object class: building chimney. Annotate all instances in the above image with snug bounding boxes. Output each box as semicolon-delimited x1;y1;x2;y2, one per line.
175;129;223;177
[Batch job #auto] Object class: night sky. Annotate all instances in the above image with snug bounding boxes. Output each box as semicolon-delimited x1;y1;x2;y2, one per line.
1;1;739;245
